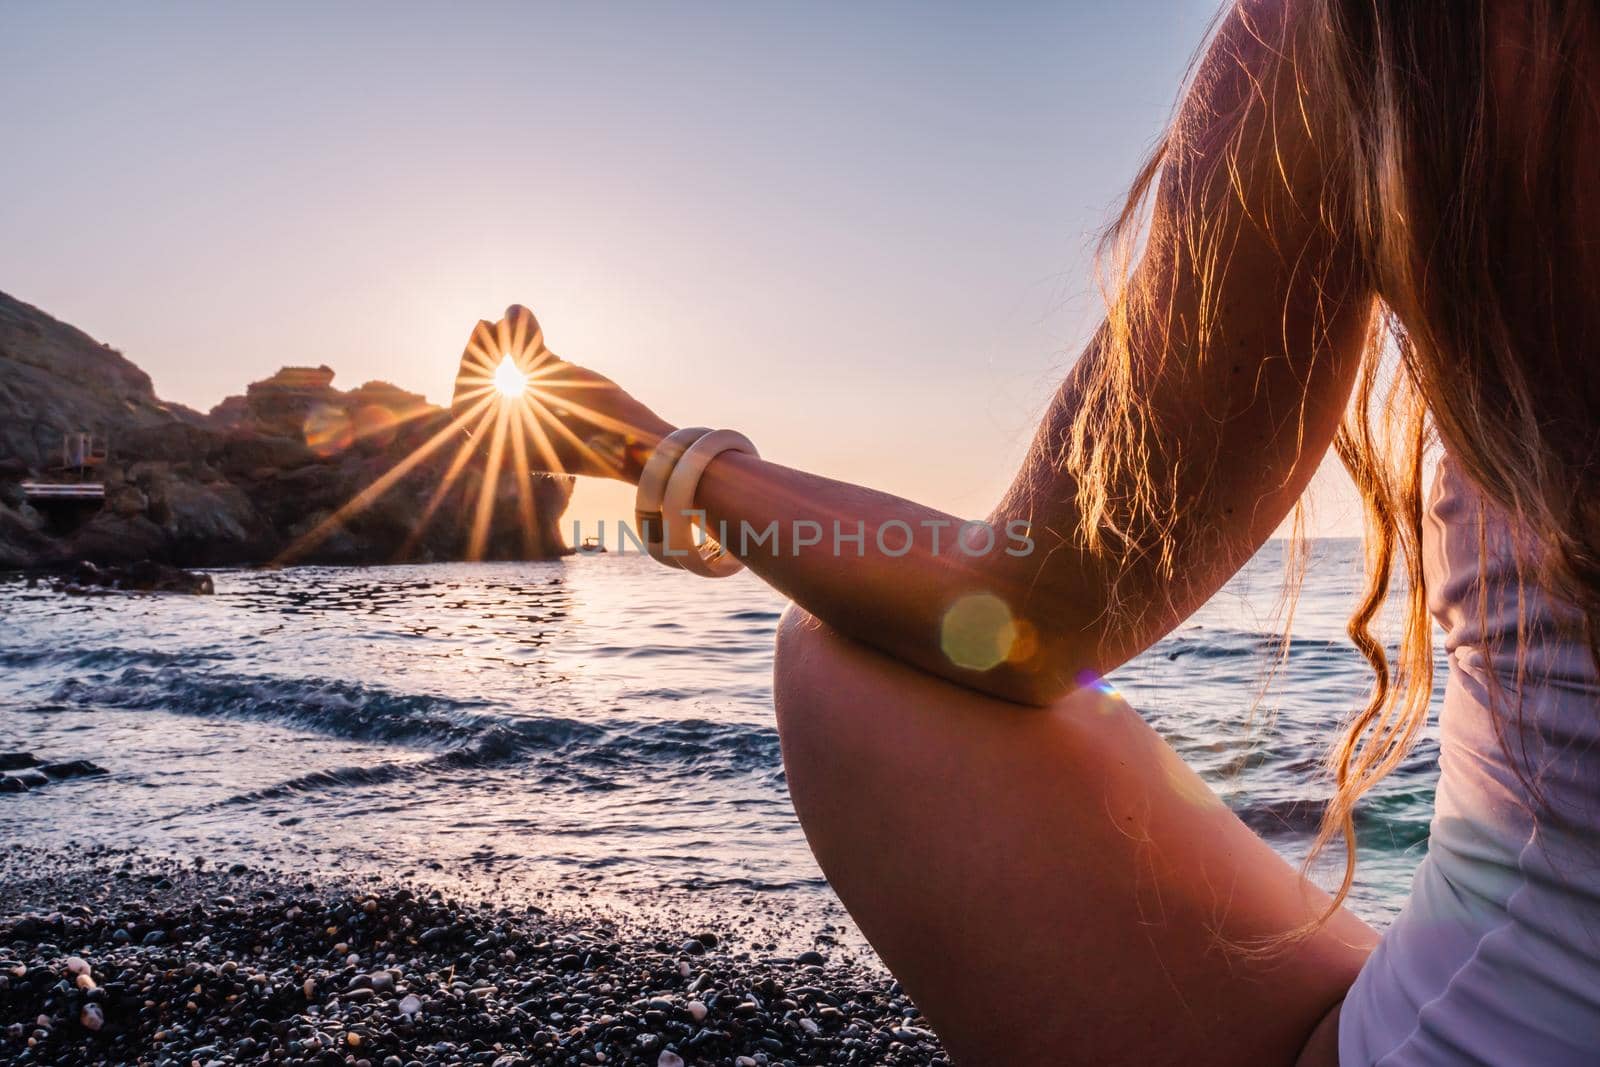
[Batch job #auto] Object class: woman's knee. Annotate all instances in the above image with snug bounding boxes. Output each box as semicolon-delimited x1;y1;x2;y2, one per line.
772;604;829;705
771;606;852;778
771;604;913;824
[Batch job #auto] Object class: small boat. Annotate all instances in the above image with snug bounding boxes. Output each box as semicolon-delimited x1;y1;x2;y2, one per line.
579;536;607;554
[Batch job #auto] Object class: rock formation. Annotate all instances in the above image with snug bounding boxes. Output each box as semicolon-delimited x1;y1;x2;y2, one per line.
0;291;573;569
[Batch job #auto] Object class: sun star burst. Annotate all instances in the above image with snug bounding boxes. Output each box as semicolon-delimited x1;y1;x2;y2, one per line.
274;309;656;566
493;354;528;399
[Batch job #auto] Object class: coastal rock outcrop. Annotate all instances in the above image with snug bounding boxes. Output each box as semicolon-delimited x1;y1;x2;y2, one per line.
53;560;216;595
0;291;573;569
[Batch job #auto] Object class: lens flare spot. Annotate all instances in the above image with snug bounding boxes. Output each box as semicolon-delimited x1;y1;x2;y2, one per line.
1073;669;1124;713
352;403;399;449
1005;619;1039;664
1074;669;1121;698
303;404;353;457
493;355;528;399
940;593;1018;671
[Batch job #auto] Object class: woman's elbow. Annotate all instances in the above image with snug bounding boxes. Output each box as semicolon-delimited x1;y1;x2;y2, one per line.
941;600;1099;706
960;573;1107;706
968;657;1082;708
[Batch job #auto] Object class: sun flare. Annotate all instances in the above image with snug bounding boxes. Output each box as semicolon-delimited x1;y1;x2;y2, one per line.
275;307;658;567
493;355;528;398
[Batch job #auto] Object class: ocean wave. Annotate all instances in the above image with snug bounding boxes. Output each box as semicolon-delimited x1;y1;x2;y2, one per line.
52;667;501;748
47;665;785;809
201;719;783;814
1154;629;1358;663
1232;785;1435;848
0;645;238;671
726;609;784;622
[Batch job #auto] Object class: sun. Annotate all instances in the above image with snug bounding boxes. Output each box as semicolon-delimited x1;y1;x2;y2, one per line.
493;354;528;398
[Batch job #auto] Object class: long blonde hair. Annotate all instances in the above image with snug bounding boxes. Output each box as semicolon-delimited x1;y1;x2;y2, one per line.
1083;0;1600;923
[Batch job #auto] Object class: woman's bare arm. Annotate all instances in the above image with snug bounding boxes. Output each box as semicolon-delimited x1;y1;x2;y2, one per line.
471;0;1372;705
691;0;1370;702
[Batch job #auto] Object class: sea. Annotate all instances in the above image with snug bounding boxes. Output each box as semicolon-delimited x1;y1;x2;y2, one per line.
0;539;1436;934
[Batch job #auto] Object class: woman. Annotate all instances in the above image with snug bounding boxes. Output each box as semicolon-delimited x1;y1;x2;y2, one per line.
454;1;1600;1062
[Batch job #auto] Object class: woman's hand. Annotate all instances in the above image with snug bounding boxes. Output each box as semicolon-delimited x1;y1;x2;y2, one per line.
450;304;677;483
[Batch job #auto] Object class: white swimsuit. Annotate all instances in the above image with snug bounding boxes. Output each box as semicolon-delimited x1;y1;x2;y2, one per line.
1339;456;1600;1064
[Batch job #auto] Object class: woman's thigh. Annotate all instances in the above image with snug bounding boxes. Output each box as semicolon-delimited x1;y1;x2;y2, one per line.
773;607;1374;1067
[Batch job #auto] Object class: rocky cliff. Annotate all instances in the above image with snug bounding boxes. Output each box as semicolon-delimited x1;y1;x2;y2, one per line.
0;291;573;569
0;292;194;469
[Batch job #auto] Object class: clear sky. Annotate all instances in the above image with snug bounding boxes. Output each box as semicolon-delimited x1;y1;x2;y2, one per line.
0;1;1361;536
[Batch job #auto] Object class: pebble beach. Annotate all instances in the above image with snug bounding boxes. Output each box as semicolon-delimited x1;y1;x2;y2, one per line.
0;847;948;1066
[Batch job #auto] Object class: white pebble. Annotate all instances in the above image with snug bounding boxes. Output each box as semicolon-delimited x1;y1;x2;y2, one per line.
799;1016;820;1034
64;957;90;977
657;1052;685;1067
79;1004;104;1032
686;1000;708;1023
398;993;423;1016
